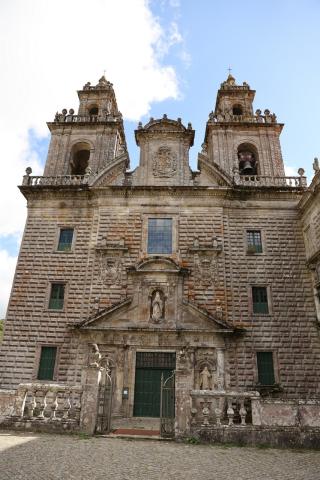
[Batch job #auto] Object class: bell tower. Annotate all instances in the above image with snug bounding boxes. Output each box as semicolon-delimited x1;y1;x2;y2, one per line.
203;74;285;178
43;76;127;177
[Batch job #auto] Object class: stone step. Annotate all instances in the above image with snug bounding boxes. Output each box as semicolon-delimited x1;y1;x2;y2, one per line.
111;416;161;431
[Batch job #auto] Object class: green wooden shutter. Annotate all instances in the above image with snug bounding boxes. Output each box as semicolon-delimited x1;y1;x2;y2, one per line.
257;352;275;385
38;347;57;380
252;287;269;313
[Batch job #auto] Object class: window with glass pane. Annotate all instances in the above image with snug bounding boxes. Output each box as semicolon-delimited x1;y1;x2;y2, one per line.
247;230;262;253
257;352;275;385
38;346;57;380
57;228;74;251
252;286;269;314
49;283;65;310
147;218;172;254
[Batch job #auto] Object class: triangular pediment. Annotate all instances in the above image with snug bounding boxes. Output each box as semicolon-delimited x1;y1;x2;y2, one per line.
75;296;234;334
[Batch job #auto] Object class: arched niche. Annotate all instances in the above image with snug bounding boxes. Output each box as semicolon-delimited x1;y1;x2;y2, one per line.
70;142;91;175
88;104;99;116
232;104;243;116
237;142;259;176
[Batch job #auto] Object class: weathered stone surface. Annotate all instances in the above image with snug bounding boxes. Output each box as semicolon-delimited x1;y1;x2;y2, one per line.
0;75;319;443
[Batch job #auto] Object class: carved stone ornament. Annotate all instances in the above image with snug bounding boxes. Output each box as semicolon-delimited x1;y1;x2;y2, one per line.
150;289;165;323
88;343;102;367
98;253;122;285
199;366;212;390
153;146;177;177
193;253;218;286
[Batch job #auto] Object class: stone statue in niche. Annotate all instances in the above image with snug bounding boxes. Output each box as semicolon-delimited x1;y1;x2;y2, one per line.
200;366;212;390
153;146;177;177
150;290;164;323
89;343;102;367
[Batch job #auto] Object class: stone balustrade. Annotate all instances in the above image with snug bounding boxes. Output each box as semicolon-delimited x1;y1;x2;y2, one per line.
54;113;121;123
190;389;260;427
234;174;307;188
13;383;82;424
22;174;89;187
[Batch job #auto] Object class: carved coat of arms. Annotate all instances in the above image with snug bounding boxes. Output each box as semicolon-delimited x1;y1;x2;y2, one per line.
98;254;122;285
153;146;177;177
194;253;218;286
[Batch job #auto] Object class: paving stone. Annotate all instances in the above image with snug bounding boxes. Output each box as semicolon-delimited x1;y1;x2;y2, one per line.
0;432;320;480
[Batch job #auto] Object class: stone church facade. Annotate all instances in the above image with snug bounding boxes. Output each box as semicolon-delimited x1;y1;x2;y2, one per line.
0;74;320;445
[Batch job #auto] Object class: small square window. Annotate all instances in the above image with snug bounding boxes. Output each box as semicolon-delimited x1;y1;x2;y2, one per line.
49;283;65;310
252;286;269;314
147;218;172;254
37;346;57;380
57;228;74;252
257;352;275;385
247;230;262;253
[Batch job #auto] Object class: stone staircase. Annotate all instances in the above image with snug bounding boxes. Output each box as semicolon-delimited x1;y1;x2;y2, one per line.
108;416;161;439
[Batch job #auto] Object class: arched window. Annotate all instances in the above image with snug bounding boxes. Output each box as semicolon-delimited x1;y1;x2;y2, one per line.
70;142;91;175
232;104;243;116
237;143;258;176
88;105;99;116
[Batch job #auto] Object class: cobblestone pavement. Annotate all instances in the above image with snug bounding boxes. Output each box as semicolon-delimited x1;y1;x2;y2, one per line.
1;432;320;480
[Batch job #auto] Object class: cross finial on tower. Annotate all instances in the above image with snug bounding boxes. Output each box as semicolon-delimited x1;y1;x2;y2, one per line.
228;66;232;74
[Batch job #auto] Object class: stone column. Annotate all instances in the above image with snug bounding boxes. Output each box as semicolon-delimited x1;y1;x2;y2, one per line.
80;366;104;434
216;348;225;389
175;349;194;437
251;394;262;426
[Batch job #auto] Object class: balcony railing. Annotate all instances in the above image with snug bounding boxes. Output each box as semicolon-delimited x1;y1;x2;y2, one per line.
234;174;307;188
54;113;122;123
12;383;82;424
22;174;88;187
190;389;260;427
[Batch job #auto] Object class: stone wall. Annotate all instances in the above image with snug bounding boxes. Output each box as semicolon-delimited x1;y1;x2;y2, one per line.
1;187;319;401
0;390;15;416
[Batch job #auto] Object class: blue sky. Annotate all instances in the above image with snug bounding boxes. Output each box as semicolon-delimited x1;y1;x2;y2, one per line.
0;0;319;317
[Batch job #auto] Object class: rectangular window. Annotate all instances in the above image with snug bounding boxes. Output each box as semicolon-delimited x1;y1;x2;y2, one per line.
37;346;57;380
57;228;74;251
49;283;65;310
252;286;269;314
147;218;172;254
257;352;275;385
247;230;262;253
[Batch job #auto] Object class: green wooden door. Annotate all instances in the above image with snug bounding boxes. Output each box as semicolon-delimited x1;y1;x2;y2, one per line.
133;352;175;418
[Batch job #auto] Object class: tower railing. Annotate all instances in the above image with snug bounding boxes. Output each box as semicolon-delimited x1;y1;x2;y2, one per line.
234;174;307;188
53;113;122;123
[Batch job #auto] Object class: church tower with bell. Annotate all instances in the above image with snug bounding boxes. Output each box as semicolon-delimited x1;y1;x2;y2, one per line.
203;73;285;179
44;75;128;178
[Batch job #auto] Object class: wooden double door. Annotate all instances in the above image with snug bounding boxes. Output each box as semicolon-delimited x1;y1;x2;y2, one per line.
133;352;175;418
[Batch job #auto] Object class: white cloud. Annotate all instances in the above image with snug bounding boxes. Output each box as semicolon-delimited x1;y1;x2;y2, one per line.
0;250;17;319
284;165;298;177
0;0;184;316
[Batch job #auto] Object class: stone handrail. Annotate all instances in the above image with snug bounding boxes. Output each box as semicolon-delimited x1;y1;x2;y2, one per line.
190;389;260;427
234;174;307;188
22;174;89;187
13;382;83;423
210;113;277;124
54;114;121;123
